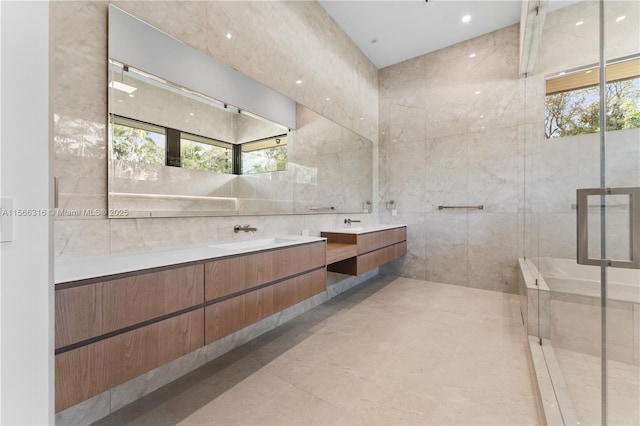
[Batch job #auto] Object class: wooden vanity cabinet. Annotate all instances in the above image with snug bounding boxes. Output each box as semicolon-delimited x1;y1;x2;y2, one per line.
55;240;327;413
55;265;204;349
204;242;326;344
54;265;204;412
55;309;203;412
322;226;407;276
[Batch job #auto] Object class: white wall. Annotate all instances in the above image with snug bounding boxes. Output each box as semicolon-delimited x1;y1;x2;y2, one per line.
0;1;53;424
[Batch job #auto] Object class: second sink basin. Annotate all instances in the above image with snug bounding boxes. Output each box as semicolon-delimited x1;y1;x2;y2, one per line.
209;237;298;251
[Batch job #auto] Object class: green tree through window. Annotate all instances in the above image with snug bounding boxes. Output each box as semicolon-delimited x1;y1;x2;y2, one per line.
545;77;640;139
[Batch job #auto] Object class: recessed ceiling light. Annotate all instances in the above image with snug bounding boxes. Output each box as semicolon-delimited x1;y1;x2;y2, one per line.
616;15;626;22
462;15;471;23
128;94;135;98
296;79;303;85
474;91;481;95
226;32;232;39
325;97;331;101
469;53;476;58
359;117;364;120
576;21;584;26
559;72;566;76
189;112;195;116
479;115;484;118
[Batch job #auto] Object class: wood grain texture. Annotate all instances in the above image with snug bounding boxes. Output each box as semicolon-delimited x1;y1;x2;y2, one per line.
204;241;326;301
328;241;407;276
55;283;103;349
357;227;406;254
205;268;326;345
326;243;358;264
55;265;204;349
101;265;204;334
55;309;204;412
319;232;357;245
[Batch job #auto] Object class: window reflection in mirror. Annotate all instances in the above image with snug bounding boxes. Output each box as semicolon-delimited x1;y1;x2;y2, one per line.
241;135;287;174
112;116;166;165
181;133;233;174
109;61;288;175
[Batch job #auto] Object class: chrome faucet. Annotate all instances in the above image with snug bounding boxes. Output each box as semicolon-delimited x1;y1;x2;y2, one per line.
234;224;257;233
344;218;361;225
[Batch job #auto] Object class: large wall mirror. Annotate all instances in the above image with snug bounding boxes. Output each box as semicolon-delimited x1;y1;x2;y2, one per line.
107;5;372;218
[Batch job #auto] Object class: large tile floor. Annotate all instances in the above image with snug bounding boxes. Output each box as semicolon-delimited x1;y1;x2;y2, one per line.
555;347;640;426
94;276;542;425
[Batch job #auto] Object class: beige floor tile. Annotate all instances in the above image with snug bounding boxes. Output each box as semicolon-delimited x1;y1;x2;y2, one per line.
94;276;542;426
555;347;640;426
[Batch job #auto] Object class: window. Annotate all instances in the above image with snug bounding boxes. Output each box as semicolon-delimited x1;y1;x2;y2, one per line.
241;135;288;174
112;116;166;164
545;57;640;139
181;133;232;174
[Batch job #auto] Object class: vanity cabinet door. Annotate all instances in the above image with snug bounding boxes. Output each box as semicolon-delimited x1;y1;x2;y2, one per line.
204;241;326;301
357;242;407;275
55;309;204;412
205;268;326;344
357;227;407;254
55;265;204;349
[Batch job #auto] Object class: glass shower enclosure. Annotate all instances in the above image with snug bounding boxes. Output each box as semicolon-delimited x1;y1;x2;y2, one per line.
523;1;639;424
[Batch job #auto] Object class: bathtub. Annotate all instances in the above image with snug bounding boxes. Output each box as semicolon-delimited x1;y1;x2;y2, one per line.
518;257;639;365
538;257;640;304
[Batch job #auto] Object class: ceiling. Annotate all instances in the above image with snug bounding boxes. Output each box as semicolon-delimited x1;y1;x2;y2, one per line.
319;0;582;69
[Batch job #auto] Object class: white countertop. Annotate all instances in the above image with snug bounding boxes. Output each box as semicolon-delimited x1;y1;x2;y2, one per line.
55;235;325;284
321;224;406;235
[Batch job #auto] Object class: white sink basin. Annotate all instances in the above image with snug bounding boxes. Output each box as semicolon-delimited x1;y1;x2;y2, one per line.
209;237;298;251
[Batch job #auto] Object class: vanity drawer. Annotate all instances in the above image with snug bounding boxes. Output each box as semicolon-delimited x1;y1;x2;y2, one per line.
357;227;406;254
356;241;407;275
204;241;326;301
55;264;204;349
55;309;204;412
205;268;326;344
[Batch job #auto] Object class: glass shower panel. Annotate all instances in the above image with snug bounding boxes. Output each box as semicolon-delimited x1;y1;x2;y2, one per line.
529;1;603;424
603;1;640;424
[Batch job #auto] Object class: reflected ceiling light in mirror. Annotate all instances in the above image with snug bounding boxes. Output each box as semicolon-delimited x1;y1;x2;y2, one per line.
616;16;626;22
295;79;303;85
461;15;471;23
226;32;232;39
469;53;476;58
575;21;584;26
110;80;137;94
325;97;331;101
111;60;243;116
474;90;481;95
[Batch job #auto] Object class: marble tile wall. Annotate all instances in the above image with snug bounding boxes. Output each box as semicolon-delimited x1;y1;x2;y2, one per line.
379;24;525;293
51;1;378;259
380;2;639;294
